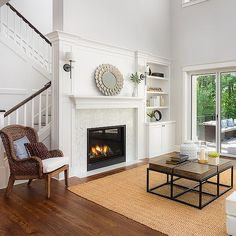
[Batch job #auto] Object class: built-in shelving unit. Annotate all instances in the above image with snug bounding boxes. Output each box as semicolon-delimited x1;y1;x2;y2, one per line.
135;53;175;158
145;60;171;123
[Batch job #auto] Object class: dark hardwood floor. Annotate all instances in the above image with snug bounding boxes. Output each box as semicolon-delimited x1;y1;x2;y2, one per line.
0;160;165;236
1;155;235;236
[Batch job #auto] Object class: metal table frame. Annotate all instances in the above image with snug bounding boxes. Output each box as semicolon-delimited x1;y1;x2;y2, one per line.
147;165;233;209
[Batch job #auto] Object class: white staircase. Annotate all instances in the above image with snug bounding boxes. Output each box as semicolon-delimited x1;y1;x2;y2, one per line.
0;3;52;73
0;2;53;188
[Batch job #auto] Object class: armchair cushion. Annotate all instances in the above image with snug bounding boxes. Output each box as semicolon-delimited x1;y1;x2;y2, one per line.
13;136;30;159
42;157;69;173
25;142;51;160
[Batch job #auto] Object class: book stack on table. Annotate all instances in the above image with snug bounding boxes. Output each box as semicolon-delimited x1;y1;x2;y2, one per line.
166;154;189;165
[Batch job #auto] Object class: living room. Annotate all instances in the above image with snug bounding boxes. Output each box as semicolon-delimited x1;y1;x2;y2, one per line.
0;0;236;235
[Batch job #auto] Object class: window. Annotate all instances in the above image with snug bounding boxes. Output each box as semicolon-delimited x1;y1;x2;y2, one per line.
182;0;208;8
191;70;236;156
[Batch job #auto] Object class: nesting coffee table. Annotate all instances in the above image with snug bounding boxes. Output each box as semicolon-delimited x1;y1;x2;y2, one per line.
147;155;234;209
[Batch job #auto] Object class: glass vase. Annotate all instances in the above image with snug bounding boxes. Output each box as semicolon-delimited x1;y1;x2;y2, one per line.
132;85;138;97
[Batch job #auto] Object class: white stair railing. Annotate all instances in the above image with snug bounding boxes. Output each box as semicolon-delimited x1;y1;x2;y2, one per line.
0;82;52;132
0;3;52;73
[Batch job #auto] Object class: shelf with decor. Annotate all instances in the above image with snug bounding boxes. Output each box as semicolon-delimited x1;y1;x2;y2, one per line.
146;75;169;81
146;106;168;109
146;91;168;95
144;60;171;123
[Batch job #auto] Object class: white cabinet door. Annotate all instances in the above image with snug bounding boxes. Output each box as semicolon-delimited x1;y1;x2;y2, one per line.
147;122;176;158
162;123;175;153
148;125;162;157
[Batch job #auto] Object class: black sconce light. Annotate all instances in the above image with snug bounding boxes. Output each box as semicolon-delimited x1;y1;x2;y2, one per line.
63;52;76;79
140;65;150;86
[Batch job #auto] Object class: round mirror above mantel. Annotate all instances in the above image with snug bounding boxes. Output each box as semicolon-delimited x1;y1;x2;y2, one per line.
94;64;124;96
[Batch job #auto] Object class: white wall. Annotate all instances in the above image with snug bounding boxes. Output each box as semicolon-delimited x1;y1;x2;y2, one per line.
170;0;236;144
62;0;171;58
10;0;52;35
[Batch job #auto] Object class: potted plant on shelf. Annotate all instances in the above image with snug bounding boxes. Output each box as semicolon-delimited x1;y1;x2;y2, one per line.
208;152;220;165
130;72;143;97
147;111;156;122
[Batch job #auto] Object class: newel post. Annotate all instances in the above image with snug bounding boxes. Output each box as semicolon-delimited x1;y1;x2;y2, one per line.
0;110;5;129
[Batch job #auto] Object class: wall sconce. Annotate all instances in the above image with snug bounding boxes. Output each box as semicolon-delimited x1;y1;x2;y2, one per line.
63;52;76;79
140;65;150;86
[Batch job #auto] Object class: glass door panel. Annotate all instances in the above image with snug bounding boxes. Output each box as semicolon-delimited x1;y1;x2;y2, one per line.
220;72;236;155
192;74;217;151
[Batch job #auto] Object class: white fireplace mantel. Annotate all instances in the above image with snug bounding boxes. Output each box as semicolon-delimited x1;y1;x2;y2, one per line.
69;95;145;109
69;95;146;177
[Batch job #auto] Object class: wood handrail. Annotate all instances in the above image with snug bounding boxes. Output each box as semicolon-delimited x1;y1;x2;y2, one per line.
4;82;51;117
5;3;52;46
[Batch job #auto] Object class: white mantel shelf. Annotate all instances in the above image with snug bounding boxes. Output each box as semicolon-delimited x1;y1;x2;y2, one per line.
70;95;144;109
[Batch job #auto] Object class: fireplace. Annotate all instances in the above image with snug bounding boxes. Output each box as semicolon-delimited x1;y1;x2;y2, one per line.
87;125;126;171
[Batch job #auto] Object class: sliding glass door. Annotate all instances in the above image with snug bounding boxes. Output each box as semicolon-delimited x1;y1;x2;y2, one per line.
220;72;236;155
192;74;217;152
192;71;236;156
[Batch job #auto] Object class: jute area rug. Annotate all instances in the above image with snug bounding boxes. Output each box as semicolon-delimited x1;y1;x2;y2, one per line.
69;165;234;236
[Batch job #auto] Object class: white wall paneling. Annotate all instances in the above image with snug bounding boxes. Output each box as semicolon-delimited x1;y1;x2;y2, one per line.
48;31;170;177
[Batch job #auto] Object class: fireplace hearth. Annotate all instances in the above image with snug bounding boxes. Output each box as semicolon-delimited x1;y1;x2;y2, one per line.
87;125;126;171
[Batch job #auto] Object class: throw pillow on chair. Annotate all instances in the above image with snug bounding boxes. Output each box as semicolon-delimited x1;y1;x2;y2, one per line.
25;142;52;159
13;136;30;159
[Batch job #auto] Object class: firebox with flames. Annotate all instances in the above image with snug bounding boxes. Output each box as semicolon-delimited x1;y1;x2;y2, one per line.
89;145;113;158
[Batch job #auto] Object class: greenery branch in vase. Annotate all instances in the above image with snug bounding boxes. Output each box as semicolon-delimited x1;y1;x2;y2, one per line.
130;72;143;97
147;111;156;122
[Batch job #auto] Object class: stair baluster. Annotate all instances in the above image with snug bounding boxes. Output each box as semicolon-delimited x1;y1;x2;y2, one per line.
38;93;42;131
31;98;34;127
45;89;49;125
23;104;27;126
15;109;19;124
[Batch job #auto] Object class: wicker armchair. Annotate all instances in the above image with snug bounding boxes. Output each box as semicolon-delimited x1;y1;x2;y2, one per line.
0;125;69;198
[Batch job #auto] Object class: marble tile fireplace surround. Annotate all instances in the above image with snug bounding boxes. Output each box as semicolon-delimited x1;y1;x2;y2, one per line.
70;96;145;177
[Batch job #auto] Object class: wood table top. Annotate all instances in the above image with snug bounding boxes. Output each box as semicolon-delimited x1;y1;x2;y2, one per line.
149;153;233;181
